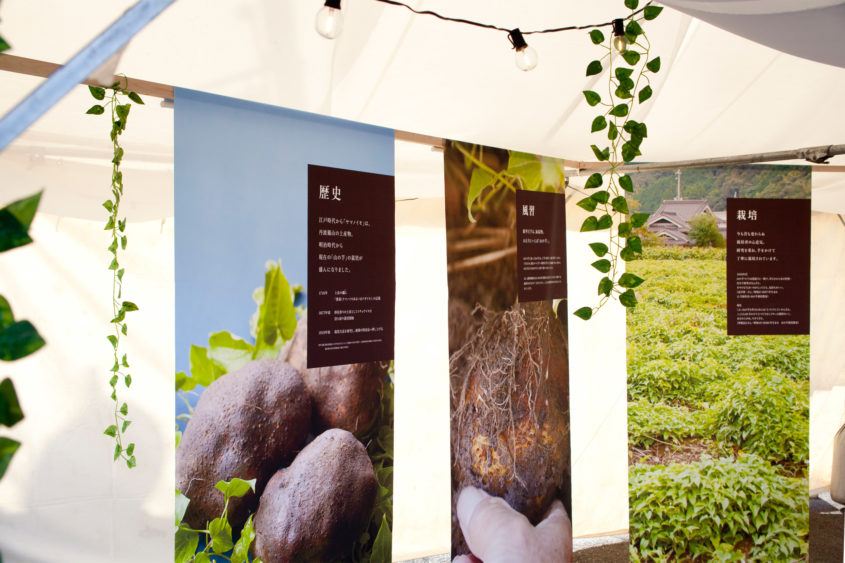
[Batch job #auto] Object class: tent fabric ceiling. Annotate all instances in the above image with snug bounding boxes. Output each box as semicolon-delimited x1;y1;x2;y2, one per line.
1;0;844;218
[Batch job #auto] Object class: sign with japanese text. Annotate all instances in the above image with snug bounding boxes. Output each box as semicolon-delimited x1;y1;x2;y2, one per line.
307;164;395;367
516;190;567;302
727;198;810;335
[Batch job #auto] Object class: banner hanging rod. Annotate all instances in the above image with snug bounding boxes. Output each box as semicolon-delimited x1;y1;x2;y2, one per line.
2;54;844;173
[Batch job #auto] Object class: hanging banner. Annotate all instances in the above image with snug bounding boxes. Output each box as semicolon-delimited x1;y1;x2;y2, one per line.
625;164;811;561
173;89;395;562
443;141;572;561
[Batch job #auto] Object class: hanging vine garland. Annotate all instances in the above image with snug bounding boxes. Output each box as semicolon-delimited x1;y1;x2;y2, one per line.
86;81;143;468
573;0;663;321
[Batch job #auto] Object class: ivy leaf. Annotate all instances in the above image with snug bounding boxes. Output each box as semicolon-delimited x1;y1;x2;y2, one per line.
5;191;42;232
126;443;135;457
583;90;601;106
584;173;603;190
573;307;593;320
626;21;644;38
467;168;494;222
104;425;118;438
618;221;632;237
622;50;641;65
0;36;9;53
631;213;649;228
577;197;598;213
580;216;599;232
597;214;613;230
615;67;633;80
647;57;661;73
88;85;106;100
0;297;12;332
586;60;603;76
590;190;610;204
608;121;619;140
86;105;105;115
0;437;21;480
622;142;641;162
639;85;653;103
609;104;629;117
589;29;605;45
590;145;610;162
615;86;633;100
644;5;664;20
209;517;234;553
126;455;136;469
116;104;131;124
0;321;46;361
591;115;607;133
598;276;614;296
114;443;122;461
122;301;139;312
624;120;648;138
215;477;256;500
119;402;128;416
590;258;611;274
611;196;630;214
620;246;637;261
625;0;639;9
122;419;131;432
127;91;144;105
627;235;644;253
0;378;24;428
589;242;609;257
619;175;634;192
618;273;645;288
619;289;638;307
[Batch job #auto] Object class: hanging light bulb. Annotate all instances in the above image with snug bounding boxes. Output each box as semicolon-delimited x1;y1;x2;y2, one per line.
316;0;343;39
508;28;538;71
612;18;628;52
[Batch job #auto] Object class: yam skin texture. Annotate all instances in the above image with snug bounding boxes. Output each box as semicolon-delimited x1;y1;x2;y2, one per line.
450;301;570;554
176;359;311;530
285;316;386;438
253;428;378;562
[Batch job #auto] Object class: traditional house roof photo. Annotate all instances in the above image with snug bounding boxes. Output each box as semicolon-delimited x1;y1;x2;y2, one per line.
646;199;726;244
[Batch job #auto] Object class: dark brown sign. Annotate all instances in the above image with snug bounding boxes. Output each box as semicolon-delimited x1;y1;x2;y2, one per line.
727;197;810;335
307;164;395;367
516;189;567;302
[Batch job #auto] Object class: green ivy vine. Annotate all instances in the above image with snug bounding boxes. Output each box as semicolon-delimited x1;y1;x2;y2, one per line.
573;0;663;321
86;82;144;468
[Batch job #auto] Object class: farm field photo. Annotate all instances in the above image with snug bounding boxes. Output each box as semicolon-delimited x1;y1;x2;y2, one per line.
626;245;809;561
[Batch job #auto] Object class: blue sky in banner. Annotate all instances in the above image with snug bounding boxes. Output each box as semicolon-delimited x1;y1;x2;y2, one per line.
174;88;394;376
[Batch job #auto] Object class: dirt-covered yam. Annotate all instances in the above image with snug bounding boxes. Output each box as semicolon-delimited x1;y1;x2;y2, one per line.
253;428;377;561
285;317;386;437
176;358;311;530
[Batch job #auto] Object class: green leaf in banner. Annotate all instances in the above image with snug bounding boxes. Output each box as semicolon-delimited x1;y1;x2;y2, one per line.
618;221;633;238
175;371;195;392
5;191;42;232
507;151;542;192
0;210;32;252
574;307;593;320
647;57;661;73
209;516;234;553
88;85;106;100
589;242;609;257
0;378;23;428
175;489;191;528
128;91;144;105
0;296;13;330
207;332;253;374
618;273;645;288
584;172;603;190
609;104;629;117
371;514;392;563
590;190;610;204
597;214;613;230
591;115;607;133
590;145;610;162
194;553;212;563
189;344;223;387
583;90;601;107
576;197;598;213
619;289;638;307
86;105;105;115
589;29;605;45
592;259;612;273
631;213;649;228
231;514;257;563
586;60;603;76
598;276;614;297
580;216;599;232
644;5;664;20
620;246;637;261
625;0;639;9
215;477;256;500
255;261;297;348
622;50;641;65
0;321;46;361
0;437;21;479
611;196;630;215
467;167;494;221
639;85;653;103
619;175;634;192
174;528;199;563
627;235;644;253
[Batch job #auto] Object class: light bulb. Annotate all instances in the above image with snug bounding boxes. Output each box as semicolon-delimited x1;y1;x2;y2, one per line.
315;1;343;39
612;18;628;53
515;46;538;71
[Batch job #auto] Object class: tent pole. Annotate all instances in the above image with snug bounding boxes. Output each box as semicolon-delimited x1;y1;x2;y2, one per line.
0;0;175;152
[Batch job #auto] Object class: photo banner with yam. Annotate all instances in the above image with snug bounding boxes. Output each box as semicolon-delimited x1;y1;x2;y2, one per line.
173;88;395;562
443;140;573;561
